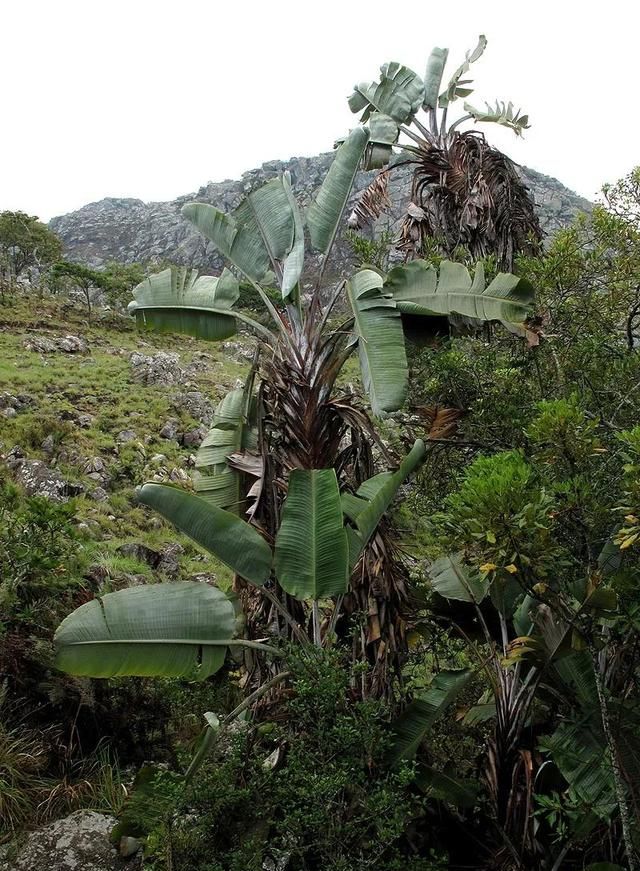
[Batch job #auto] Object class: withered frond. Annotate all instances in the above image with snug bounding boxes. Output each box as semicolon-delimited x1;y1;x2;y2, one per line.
347;169;391;230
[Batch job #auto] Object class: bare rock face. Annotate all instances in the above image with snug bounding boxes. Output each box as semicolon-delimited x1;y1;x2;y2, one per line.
129;351;183;386
0;810;139;871
49;154;592;280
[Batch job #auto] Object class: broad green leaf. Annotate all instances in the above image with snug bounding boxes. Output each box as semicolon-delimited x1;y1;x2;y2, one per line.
347;441;426;567
247;177;294;268
274;469;349;600
423;47;449;110
385;260;534;330
429;552;488;603
349;62;424;125
182;200;272;285
439;35;487;108
464;99;530;137
363;112;399;170
195;388;257;512
346;269;408;416
415;763;478;807
137;483;271;587
539;718;617;818
128;266;239;341
307;127;370;254
598;530;622;576
462;701;496;725
388;669;472;764
281;172;305;301
55;582;236;680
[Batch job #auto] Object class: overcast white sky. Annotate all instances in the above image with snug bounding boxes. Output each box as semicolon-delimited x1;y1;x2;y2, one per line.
2;0;638;221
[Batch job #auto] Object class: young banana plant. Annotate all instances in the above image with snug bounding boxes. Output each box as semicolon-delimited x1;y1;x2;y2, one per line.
54;125;534;710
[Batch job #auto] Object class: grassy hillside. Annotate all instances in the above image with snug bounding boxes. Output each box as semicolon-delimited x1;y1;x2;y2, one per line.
0;298;252;588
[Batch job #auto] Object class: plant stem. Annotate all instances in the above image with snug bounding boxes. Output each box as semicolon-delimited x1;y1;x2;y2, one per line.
589;643;638;871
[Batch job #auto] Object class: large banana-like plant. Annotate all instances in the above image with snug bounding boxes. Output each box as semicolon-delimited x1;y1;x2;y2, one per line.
347;36;543;269
55;126;534;706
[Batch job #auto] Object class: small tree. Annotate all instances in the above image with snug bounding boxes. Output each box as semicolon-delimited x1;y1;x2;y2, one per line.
50;260;110;321
0;211;62;298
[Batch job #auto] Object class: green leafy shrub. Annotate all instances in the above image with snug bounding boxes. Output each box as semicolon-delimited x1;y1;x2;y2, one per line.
136;649;436;871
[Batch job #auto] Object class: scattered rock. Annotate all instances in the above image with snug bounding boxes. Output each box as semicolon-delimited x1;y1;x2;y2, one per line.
150;453;167;464
116;541;184;578
41;434;55;455
2;407;17;419
169;467;190;483
12;459;84;502
223;340;255;362
5;445;25;469
116;430;137;444
190;572;217;585
0;809;137;871
90;486;109;502
182;425;208;448
83;564;109;587
129;351;183;386
83;456;107;475
76;412;94;428
159;418;181;441
172;391;214;424
23;335;88;354
0;392;35;412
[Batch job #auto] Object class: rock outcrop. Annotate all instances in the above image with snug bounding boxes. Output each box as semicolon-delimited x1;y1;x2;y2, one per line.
50;154;592;276
0;810;139;871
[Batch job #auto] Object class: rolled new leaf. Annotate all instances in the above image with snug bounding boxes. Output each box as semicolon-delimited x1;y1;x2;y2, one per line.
137;483;272;587
55;582;236;680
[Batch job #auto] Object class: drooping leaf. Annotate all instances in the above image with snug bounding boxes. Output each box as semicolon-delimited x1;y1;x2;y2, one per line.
307;127;370;254
423;47;449;110
438;35;487;108
388;669;472;764
416;763;478;807
385;259;534;330
349;62;424;125
346;440;426;567
464;99;530;137
346;268;408;416
347;169;391;230
429;552;488;603
137;483;271;587
55;582;236;680
128;266;241;341
539;717;617;819
274;469;349;600
363;112;399;170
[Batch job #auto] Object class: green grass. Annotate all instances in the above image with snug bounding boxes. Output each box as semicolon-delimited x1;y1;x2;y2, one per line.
0;295;252;586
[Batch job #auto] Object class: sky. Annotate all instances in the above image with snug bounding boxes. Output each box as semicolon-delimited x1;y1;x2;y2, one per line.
2;0;638;221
